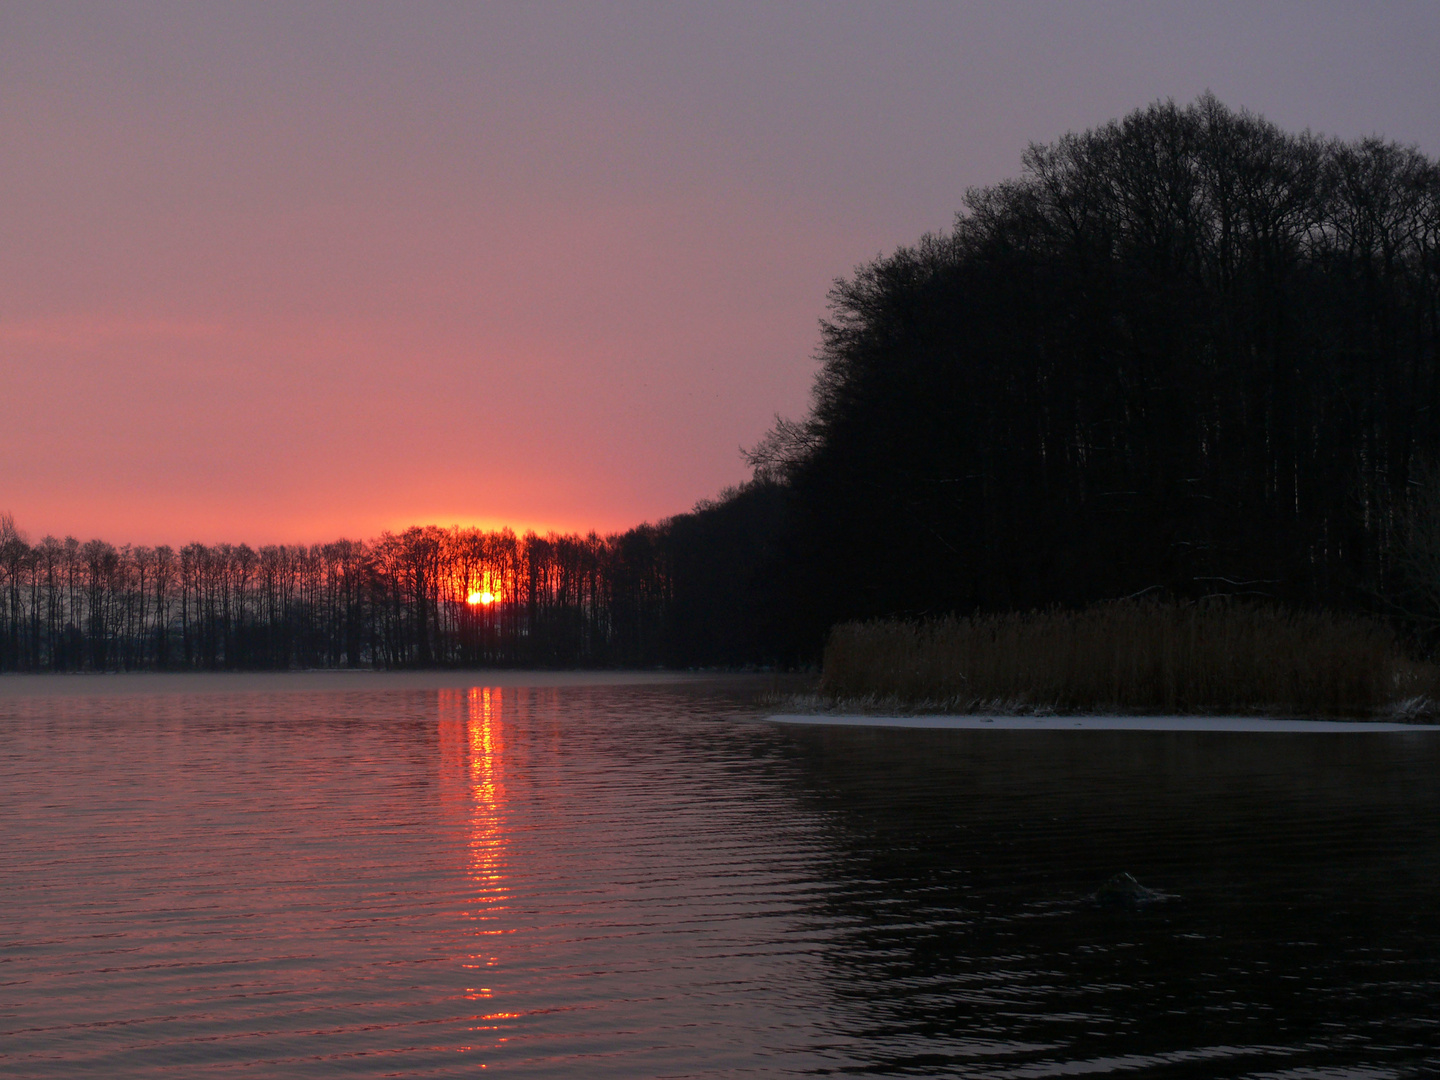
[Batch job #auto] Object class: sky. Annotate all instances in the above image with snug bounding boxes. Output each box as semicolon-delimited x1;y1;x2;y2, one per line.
3;2;1439;546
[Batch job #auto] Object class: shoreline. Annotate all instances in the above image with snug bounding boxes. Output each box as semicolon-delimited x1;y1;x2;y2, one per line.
767;713;1440;733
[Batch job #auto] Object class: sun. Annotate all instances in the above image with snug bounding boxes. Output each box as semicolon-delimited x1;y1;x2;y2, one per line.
467;590;497;606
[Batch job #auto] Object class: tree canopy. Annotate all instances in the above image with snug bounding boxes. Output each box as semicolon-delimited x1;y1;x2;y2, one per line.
752;95;1440;649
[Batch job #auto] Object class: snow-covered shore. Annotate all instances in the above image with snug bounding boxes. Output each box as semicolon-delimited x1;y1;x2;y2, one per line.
767;713;1440;732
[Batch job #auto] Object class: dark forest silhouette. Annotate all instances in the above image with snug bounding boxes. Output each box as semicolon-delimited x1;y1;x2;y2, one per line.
751;94;1440;651
3;96;1439;672
0;507;779;671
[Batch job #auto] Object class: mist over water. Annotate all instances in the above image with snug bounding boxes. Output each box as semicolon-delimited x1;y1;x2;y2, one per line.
3;674;1439;1077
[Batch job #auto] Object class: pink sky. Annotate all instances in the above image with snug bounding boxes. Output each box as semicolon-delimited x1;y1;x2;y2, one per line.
3;3;1438;545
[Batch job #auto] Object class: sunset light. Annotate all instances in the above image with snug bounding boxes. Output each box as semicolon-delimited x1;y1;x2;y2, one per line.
7;5;1440;1077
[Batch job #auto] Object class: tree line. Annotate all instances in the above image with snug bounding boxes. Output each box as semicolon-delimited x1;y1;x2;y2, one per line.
0;503;783;672
748;94;1440;652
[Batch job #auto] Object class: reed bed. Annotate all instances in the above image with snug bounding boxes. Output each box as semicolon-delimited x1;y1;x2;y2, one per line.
820;601;1436;717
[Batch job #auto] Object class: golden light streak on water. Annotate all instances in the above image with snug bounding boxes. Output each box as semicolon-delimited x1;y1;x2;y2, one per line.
440;686;510;1044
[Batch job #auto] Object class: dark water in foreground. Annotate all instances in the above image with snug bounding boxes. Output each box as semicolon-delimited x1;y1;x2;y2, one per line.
3;674;1439;1078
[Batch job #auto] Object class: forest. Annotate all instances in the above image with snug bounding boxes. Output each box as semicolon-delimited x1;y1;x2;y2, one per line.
0;499;781;671
749;93;1440;650
3;95;1439;671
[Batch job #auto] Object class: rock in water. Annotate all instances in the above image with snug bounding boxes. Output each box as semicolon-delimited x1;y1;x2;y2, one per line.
1095;872;1162;908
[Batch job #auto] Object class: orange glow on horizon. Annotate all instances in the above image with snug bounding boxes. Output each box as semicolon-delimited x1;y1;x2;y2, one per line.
466;590;498;606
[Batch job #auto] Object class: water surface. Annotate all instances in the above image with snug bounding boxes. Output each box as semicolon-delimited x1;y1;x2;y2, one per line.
3;673;1439;1076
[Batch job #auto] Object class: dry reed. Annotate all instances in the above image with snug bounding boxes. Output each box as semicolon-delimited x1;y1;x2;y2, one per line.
820;600;1436;717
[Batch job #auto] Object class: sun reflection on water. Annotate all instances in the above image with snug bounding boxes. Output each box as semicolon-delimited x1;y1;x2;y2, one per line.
438;686;511;1048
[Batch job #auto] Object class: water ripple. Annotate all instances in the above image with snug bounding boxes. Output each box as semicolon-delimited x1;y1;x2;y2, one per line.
2;674;1439;1076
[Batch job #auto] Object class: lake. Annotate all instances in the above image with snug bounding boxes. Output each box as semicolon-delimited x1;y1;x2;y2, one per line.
3;672;1439;1077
